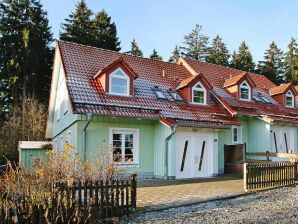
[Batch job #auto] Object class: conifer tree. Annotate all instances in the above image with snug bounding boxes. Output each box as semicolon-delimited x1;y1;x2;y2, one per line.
149;49;163;60
258;41;285;85
230;41;255;72
180;24;209;61
284;37;298;84
60;0;94;45
92;10;121;51
168;46;181;63
128;39;143;57
0;0;53;115
206;35;230;66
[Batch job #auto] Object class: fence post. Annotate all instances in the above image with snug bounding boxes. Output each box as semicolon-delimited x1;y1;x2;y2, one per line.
131;174;137;210
243;163;247;192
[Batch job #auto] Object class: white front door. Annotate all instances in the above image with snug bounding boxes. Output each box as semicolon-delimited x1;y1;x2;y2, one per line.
176;132;213;179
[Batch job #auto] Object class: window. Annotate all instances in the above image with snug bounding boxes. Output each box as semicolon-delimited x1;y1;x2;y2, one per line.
285;90;294;107
192;82;206;105
153;88;167;100
170;91;184;101
239;81;251;101
232;126;242;144
110;128;139;166
109;68;129;96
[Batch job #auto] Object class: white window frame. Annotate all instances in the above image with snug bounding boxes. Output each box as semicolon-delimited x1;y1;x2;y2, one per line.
239;81;251;101
192;81;207;105
232;125;242;144
285;90;294;108
109;128;139;167
109;68;130;96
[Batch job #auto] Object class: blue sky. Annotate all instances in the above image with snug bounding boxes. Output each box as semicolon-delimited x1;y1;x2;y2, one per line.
43;0;298;62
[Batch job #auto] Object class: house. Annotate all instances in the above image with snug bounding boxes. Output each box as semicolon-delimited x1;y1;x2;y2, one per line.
45;41;298;179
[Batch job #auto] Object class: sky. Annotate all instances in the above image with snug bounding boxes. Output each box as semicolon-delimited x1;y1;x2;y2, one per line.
43;0;298;62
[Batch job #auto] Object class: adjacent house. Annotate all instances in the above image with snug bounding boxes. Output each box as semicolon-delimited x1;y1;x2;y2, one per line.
45;41;298;179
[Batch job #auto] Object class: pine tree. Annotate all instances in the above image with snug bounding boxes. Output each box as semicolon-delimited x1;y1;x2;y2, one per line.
284;37;298;84
92;10;121;51
206;35;230;66
128;39;143;57
0;0;53;115
258;41;285;85
60;0;94;45
230;41;255;72
168;46;181;63
149;49;163;60
180;24;209;61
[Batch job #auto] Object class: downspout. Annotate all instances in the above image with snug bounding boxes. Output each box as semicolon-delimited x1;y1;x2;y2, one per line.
83;113;93;161
164;124;177;178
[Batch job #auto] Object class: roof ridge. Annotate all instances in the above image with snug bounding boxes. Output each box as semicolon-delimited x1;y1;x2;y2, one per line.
57;40;182;67
184;57;273;80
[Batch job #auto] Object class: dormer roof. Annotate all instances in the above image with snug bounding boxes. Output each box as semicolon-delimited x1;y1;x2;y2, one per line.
93;56;138;80
176;73;212;90
223;72;256;88
269;83;298;96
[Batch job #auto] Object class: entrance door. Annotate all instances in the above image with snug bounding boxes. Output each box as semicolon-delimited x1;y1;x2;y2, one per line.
175;132;213;179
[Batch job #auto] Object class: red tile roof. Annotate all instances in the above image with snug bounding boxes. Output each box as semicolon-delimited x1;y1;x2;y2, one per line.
57;41;298;126
58;41;239;128
181;58;298;122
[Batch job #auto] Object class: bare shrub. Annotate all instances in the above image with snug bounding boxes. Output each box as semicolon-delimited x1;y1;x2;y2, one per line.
0;96;47;163
0;144;129;223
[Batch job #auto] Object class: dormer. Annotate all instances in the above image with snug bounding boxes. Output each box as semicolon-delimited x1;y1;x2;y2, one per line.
176;73;212;105
269;83;297;108
93;57;138;96
224;72;256;101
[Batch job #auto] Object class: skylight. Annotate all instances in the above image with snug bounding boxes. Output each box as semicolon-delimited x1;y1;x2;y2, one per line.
253;92;272;104
170;91;184;101
153;88;167;100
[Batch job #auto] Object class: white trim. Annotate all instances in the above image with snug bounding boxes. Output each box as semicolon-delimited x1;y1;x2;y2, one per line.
109;127;140;167
109;68;130;96
231;125;242;144
285;90;294;108
192;81;207;105
239;81;251;101
18;141;52;150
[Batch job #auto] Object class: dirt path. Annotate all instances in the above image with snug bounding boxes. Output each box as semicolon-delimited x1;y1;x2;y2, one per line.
121;185;298;224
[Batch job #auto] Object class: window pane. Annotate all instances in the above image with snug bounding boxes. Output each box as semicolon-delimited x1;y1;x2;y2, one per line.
286;96;293;106
195;83;203;89
114;70;125;76
125;134;134;162
111;78;128;94
240;88;249;100
113;134;122;162
233;128;238;142
193;90;205;103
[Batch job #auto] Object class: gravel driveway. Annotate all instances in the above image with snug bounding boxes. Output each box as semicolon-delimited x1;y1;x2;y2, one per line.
120;185;298;224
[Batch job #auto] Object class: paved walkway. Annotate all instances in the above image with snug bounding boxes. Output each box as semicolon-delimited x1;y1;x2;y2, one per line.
137;177;244;211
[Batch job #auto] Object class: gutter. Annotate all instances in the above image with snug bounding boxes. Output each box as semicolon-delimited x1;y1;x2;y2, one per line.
83;113;93;161
164;124;177;178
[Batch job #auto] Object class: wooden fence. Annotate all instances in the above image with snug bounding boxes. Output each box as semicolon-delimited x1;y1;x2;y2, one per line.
0;174;137;223
244;162;295;192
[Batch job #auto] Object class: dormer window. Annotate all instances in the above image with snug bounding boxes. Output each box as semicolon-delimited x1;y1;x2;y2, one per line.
192;82;206;105
109;68;129;96
286;90;294;107
239;81;251;101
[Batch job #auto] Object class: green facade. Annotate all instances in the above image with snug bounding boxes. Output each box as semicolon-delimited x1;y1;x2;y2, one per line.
19;148;48;169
